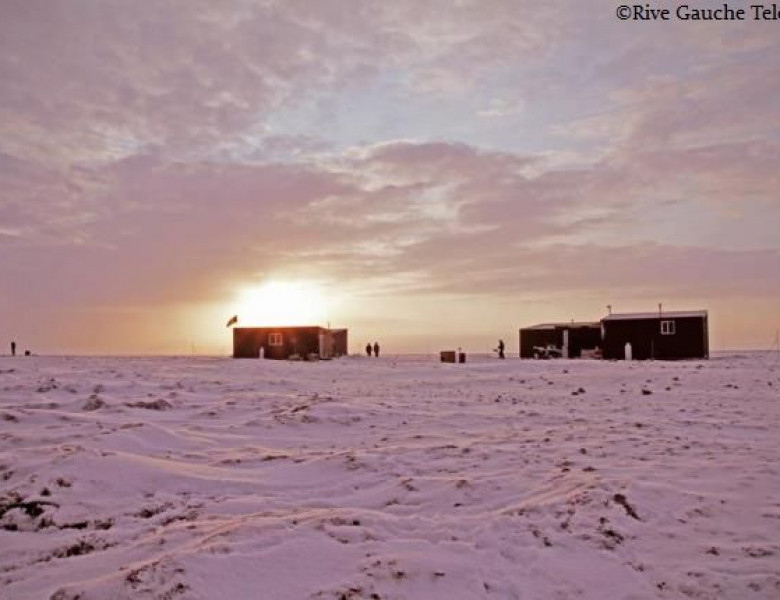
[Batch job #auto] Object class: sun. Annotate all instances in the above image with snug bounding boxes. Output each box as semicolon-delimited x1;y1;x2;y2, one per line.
233;280;328;327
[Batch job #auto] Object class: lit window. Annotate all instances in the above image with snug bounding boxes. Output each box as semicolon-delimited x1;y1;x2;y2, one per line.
660;320;675;335
269;333;283;346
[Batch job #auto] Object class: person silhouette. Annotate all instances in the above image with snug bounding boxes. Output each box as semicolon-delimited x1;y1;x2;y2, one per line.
366;343;373;357
498;339;505;359
10;341;16;357
373;342;380;358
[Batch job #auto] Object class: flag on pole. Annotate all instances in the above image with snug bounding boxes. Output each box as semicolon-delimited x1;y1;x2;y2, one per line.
226;315;238;328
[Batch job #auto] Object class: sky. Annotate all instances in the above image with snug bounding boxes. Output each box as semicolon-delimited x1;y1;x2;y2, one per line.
1;0;778;355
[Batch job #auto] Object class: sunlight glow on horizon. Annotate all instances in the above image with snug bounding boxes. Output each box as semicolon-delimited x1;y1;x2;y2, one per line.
231;280;334;327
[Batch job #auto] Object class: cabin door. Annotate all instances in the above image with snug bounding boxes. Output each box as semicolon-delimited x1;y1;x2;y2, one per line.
318;332;331;359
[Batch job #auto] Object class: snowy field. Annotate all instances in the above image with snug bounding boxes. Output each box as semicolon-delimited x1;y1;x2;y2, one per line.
1;354;779;600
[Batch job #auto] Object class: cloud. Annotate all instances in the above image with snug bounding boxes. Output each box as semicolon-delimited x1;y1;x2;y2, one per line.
0;0;570;169
3;127;777;308
478;98;524;119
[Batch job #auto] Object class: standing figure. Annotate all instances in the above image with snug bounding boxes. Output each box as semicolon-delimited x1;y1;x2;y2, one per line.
10;341;16;357
498;339;505;359
373;342;380;358
366;343;373;357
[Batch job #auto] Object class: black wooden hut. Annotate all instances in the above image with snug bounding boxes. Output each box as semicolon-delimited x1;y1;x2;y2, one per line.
600;310;708;360
519;322;602;358
233;326;348;360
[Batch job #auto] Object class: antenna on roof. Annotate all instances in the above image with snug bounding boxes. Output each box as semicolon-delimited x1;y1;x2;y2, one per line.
770;329;780;364
658;303;663;317
776;330;780;364
607;304;612;315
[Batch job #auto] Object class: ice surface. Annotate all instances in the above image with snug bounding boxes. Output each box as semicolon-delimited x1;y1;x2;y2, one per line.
1;354;779;599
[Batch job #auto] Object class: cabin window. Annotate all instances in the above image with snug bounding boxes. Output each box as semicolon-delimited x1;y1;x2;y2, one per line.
660;320;675;335
269;333;283;346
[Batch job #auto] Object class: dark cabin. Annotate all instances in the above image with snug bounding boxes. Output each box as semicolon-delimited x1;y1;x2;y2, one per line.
601;311;708;360
519;322;602;358
233;326;348;360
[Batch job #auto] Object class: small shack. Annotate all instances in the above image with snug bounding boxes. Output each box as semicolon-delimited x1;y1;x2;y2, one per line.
601;310;708;360
440;350;466;363
233;326;348;360
519;322;602;358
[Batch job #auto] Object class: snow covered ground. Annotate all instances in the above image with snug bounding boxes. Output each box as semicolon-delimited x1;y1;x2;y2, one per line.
1;353;779;600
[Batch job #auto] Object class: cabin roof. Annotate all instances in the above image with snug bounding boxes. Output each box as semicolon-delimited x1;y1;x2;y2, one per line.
233;325;334;332
522;321;600;330
602;310;707;321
